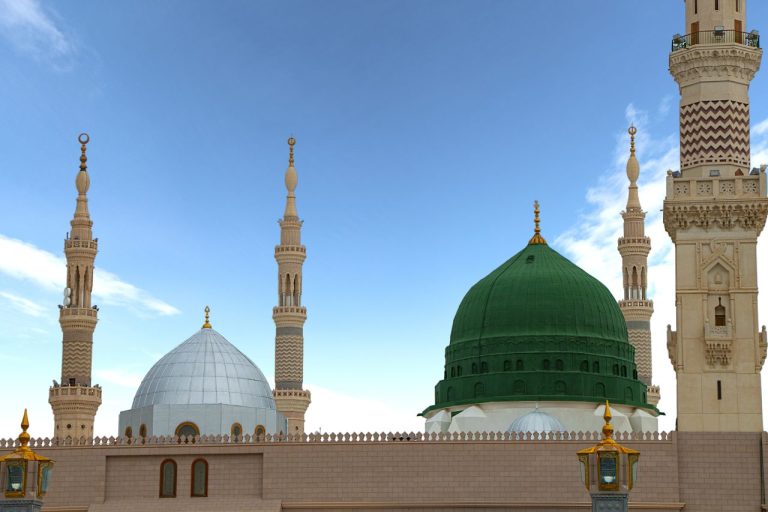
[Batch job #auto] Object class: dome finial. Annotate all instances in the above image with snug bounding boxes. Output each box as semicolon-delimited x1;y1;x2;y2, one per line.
78;133;90;172
528;200;547;245
202;305;212;329
628;125;637;157
18;408;30;448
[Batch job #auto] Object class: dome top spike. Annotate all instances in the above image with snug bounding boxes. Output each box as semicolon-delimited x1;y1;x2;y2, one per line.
528;200;547;245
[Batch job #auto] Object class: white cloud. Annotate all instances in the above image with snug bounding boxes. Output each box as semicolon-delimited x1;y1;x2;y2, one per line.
556;103;768;432
0;234;180;316
95;369;143;389
0;290;46;317
0;0;74;60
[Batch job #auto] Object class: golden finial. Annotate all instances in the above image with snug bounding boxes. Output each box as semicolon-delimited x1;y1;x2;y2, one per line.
18;409;30;449
288;136;296;167
202;306;212;329
602;400;615;442
528;200;548;245
78;133;90;172
628;125;637;157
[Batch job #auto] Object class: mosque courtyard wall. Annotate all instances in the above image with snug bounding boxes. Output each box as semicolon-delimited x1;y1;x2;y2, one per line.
12;431;764;511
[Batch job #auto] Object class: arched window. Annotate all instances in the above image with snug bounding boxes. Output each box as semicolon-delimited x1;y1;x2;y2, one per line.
254;425;266;439
643;392;647;403
139;424;147;438
457;365;463;376
580;360;589;372
625;387;634;402
446;387;454;401
480;361;488;373
715;298;726;326
516;359;524;371
621;366;627;377
191;459;208;497
175;422;200;441
231;423;242;438
612;364;619;375
159;459;177;498
450;367;455;378
124;426;133;439
504;360;512;371
592;361;600;374
633;369;638;380
594;383;606;397
542;359;550;371
474;382;484;397
555;359;564;371
471;363;478;374
555;381;567;394
513;380;526;394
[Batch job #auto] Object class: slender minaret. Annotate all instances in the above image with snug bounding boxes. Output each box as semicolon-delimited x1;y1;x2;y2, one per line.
666;0;767;431
273;137;311;434
618;126;660;407
49;133;102;439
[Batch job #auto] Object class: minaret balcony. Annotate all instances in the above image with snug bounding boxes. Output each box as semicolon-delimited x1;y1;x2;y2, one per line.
618;299;653;310
671;30;760;52
668;175;763;199
59;307;98;318
49;384;102;400
617;237;650;246
64;239;98;250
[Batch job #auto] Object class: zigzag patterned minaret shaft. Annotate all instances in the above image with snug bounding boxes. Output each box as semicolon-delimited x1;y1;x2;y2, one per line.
49;133;102;439
666;0;768;431
273;137;311;434
618;127;660;407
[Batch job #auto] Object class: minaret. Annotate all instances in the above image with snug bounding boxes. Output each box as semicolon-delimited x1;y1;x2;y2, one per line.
273;137;311;434
666;1;767;431
617;127;660;407
49;133;102;439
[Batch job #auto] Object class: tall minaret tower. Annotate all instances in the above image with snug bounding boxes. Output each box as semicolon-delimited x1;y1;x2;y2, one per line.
666;0;767;431
49;133;102;439
273;137;311;434
618;127;660;407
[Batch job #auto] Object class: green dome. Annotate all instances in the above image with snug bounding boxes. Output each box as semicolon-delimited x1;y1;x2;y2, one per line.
424;242;654;415
451;243;628;345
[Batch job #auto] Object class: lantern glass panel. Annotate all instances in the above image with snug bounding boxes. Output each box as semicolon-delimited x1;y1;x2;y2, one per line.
38;462;52;497
598;452;619;491
5;461;25;496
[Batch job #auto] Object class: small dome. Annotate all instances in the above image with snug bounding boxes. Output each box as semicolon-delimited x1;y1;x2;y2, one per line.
507;410;566;434
131;328;275;410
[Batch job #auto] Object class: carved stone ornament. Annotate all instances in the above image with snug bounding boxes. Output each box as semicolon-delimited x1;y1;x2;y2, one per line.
663;200;768;241
669;46;763;88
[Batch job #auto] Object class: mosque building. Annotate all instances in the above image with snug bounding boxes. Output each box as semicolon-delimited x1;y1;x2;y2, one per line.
3;1;768;511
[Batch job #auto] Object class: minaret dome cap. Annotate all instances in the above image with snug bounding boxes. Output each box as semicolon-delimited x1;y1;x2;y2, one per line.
285;137;298;193
76;132;91;195
626;126;640;184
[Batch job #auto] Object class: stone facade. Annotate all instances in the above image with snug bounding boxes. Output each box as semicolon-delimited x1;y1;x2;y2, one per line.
13;431;765;511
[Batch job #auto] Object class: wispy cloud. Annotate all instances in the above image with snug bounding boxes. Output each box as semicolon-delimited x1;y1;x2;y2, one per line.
0;290;45;317
555;102;768;431
0;0;74;61
95;369;143;389
0;234;180;316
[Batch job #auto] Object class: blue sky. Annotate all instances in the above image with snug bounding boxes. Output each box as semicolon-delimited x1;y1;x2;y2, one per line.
1;0;768;437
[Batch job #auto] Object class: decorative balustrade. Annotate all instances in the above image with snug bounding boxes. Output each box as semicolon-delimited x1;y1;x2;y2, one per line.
49;385;102;399
672;30;760;51
0;430;675;449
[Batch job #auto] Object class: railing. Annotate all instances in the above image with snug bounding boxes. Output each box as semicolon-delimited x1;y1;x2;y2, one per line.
671;30;760;51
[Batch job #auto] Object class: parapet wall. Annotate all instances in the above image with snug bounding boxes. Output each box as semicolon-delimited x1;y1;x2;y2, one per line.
23;431;764;512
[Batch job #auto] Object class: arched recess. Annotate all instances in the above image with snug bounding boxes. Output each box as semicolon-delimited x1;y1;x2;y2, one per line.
159;459;177;498
641;267;647;299
191;459;208;497
175;422;200;442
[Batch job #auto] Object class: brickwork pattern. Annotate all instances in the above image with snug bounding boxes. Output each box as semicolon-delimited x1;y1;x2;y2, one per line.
627;329;652;383
680;100;751;170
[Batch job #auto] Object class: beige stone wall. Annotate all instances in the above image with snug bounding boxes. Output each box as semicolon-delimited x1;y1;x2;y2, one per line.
25;432;762;511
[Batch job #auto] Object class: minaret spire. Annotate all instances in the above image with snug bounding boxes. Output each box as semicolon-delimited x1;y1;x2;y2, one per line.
528;201;547;245
49;133;102;439
617;127;658;405
273;137;311;435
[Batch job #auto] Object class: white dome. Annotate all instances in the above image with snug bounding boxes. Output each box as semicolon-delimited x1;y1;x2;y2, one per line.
131;328;275;410
507;410;566;433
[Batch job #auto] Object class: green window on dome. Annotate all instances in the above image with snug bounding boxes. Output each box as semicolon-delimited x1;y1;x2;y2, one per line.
472;363;478;374
625;387;634;401
621;366;627;377
612;364;619;375
633;369;638;380
580;360;589;372
457;366;463;376
516;360;524;371
595;383;606;397
592;362;600;373
542;359;550;371
447;387;454;401
474;382;484;397
504;360;512;371
513;380;526;394
555;359;564;371
555;381;567;394
480;362;488;373
450;367;455;378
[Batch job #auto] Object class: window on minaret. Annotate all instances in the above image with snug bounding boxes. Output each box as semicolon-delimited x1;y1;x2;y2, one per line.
695;0;698;14
715;298;726;326
715;0;719;10
736;0;740;12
